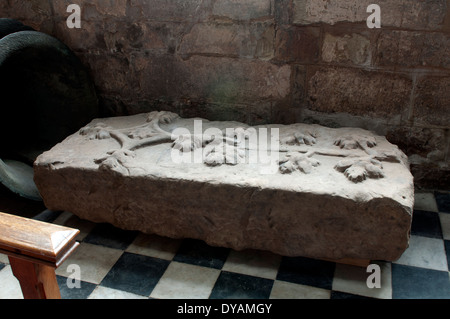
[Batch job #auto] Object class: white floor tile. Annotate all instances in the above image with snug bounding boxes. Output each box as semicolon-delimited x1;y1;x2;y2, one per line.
0;253;9;264
439;213;450;240
0;265;23;299
394;235;448;271
414;192;439;212
126;233;182;261
222;249;281;280
55;242;123;284
88;286;147;299
150;261;220;299
332;262;392;299
270;280;330;299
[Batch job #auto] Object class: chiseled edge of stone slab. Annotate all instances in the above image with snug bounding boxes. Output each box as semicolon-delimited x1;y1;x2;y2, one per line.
33;163;412;262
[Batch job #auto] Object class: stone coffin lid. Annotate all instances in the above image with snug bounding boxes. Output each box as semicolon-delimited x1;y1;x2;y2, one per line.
33;111;414;261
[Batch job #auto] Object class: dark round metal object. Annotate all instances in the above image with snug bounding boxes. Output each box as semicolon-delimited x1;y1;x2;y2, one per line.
0;19;99;200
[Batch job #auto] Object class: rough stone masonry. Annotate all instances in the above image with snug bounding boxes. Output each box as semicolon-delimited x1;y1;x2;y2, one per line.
34;111;414;261
2;0;449;189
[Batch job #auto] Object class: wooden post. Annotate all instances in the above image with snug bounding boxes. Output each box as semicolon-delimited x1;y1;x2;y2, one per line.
0;212;80;299
8;256;61;299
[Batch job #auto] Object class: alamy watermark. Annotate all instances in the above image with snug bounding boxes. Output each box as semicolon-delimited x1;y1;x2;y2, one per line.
366;264;381;289
367;4;381;29
66;264;81;289
66;4;81;29
63;262;381;291
65;4;382;29
170;120;280;175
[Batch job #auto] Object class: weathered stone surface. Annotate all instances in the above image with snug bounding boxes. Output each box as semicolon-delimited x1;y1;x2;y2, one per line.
81;52;291;107
53;0;212;22
375;31;450;69
412;76;450;127
321;30;373;66
4;1;448;193
53;0;127;20
2;0;52;20
293;0;447;30
212;0;273;20
80;53;134;96
34;111;414;261
177;56;291;102
274;26;320;63
52;20;106;52
2;0;53;33
410;162;450;191
179;22;275;59
307;67;412;121
130;0;210;22
130;54;292;103
386;126;448;162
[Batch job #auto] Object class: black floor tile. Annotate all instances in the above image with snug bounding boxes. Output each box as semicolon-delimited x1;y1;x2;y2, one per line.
173;238;230;269
209;271;274;299
435;192;450;214
56;275;96;299
32;209;63;223
100;252;170;296
411;209;443;239
330;291;374;299
83;223;139;250
391;264;450;299
276;256;335;290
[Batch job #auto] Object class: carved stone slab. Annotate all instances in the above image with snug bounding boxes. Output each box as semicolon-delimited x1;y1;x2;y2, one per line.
33;112;414;261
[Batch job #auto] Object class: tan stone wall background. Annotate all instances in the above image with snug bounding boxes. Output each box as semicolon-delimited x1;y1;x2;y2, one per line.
1;0;449;189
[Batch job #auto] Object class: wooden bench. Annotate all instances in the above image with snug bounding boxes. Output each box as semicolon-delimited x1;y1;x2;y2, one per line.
0;211;79;299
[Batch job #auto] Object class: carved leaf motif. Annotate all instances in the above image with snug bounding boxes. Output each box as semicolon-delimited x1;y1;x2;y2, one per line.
203;143;245;166
279;153;320;174
172;134;204;152
146;111;180;124
94;150;136;175
334;157;384;183
204;152;225;166
127;128;155;140
79;123;112;140
281;132;317;146
334;135;376;150
224;127;255;146
343;165;367;183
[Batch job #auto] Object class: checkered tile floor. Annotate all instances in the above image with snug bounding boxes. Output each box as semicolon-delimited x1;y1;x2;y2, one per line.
0;188;449;299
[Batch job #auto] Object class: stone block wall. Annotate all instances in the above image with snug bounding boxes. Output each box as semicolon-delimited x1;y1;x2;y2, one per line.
1;0;449;189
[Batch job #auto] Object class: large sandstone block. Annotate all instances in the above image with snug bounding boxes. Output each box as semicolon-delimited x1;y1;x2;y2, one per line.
274;26;320;63
34;112;414;261
212;0;273;20
179;22;275;59
307;66;412;122
293;0;447;30
412;75;450;127
321;29;373;66
375;30;450;70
